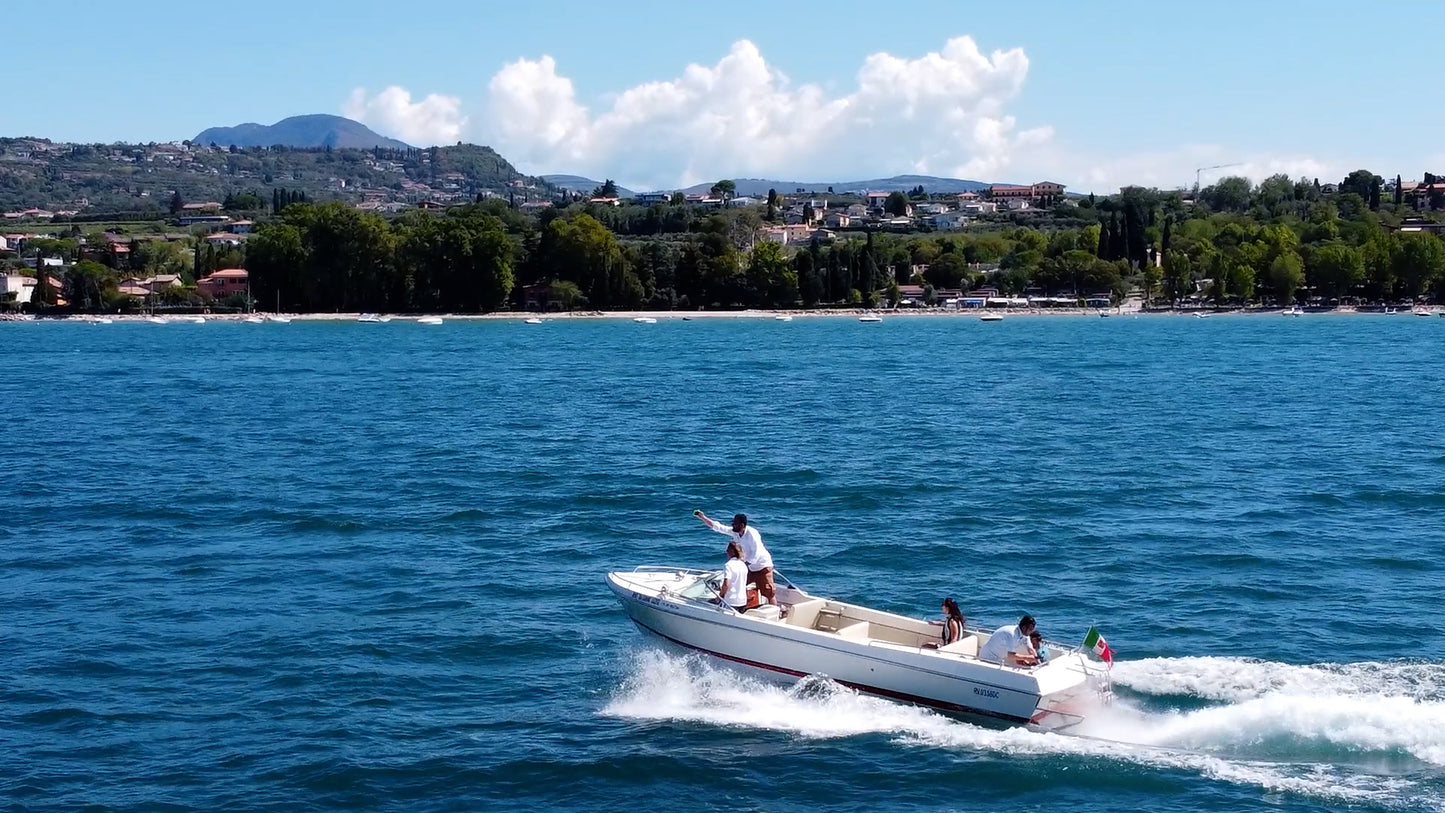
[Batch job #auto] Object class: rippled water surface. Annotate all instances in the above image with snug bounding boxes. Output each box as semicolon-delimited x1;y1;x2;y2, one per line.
3;314;1444;812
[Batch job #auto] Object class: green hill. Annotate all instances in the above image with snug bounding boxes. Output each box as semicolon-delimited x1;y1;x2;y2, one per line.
194;114;413;150
0;138;553;217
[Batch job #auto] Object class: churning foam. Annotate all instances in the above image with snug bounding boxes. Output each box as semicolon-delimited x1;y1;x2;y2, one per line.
604;649;1445;810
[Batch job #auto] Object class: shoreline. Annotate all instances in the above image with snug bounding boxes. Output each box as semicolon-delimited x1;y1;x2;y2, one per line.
5;306;1440;323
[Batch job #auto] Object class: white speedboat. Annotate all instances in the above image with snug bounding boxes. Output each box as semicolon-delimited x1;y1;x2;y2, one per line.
980;313;1004;322
243;315;266;324
858;314;882;323
147;316;169;325
606;566;1111;731
176;315;205;324
633;316;657;324
524;317;544;325
774;315;793;322
267;314;292;323
1282;306;1304;316
417;316;443;325
358;313;390;323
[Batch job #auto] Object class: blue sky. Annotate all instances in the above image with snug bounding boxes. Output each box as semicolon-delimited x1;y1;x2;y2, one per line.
5;1;1441;192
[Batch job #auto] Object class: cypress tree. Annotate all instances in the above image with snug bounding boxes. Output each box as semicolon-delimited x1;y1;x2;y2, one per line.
1394;174;1403;207
1124;200;1147;268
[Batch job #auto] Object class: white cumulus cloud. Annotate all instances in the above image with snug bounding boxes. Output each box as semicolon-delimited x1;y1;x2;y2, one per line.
340;40;1346;193
344;86;466;146
477;37;1047;190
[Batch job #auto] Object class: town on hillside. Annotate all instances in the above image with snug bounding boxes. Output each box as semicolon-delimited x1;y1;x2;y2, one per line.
4;136;1445;315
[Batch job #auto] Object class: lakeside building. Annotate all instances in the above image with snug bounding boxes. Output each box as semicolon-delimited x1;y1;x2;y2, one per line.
197;268;248;299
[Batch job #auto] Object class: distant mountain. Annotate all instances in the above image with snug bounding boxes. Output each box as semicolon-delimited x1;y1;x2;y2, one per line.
542;174;636;197
678;175;992;197
194;114;412;150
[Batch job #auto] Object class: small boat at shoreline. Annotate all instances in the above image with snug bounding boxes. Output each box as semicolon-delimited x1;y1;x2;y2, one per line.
147;316;169;325
980;313;1004;322
243;315;265;324
417;316;443;325
524;317;544;324
607;566;1111;731
858;314;882;323
1282;306;1304;316
774;315;793;322
633;316;657;324
358;314;390;323
267;314;292;324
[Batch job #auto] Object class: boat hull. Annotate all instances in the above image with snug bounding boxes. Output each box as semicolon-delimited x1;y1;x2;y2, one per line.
607;569;1103;730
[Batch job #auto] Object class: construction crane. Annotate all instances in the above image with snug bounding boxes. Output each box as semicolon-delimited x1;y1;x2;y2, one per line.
1195;163;1243;192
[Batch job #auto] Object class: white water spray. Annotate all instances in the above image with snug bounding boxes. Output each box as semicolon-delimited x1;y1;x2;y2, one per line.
603;649;1445;810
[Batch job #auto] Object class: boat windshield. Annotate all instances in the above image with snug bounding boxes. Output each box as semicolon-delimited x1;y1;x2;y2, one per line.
677;571;723;601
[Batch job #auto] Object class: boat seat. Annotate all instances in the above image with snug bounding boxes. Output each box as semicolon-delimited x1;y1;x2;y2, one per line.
939;636;979;657
812;608;852;633
833;620;870;640
744;604;782;621
785;599;827;628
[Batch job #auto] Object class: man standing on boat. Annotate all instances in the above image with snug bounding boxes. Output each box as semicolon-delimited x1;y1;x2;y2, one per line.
695;510;776;605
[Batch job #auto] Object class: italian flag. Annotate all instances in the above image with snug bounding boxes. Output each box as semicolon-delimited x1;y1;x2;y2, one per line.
1084;627;1113;665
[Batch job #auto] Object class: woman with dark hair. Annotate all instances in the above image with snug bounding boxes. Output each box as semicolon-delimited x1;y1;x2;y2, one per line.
923;598;966;649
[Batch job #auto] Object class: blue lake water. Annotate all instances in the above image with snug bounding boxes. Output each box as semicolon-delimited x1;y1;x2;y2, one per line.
3;313;1444;812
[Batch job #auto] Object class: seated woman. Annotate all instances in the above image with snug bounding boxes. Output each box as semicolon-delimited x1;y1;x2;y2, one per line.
922;598;966;649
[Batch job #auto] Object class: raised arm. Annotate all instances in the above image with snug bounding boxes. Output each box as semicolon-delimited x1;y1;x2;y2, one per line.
694;510;729;535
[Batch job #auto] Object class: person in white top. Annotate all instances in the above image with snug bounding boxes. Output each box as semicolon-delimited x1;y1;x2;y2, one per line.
717;541;751;611
978;615;1036;665
695;510;776;605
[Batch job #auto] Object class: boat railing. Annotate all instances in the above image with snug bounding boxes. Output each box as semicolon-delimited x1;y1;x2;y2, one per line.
625;565;716;576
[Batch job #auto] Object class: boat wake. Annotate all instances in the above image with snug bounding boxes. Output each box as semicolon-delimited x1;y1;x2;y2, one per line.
603;649;1445;810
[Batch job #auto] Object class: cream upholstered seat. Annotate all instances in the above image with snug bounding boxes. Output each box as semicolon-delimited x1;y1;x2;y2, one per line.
939;635;979;658
784;599;827;628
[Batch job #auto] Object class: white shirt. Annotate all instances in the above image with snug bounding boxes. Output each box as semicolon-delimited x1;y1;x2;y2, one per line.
979;624;1029;664
721;558;749;607
706;519;773;570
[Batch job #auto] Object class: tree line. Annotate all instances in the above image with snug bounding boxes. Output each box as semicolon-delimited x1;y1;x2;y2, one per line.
239;169;1445;314
17;168;1445;314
